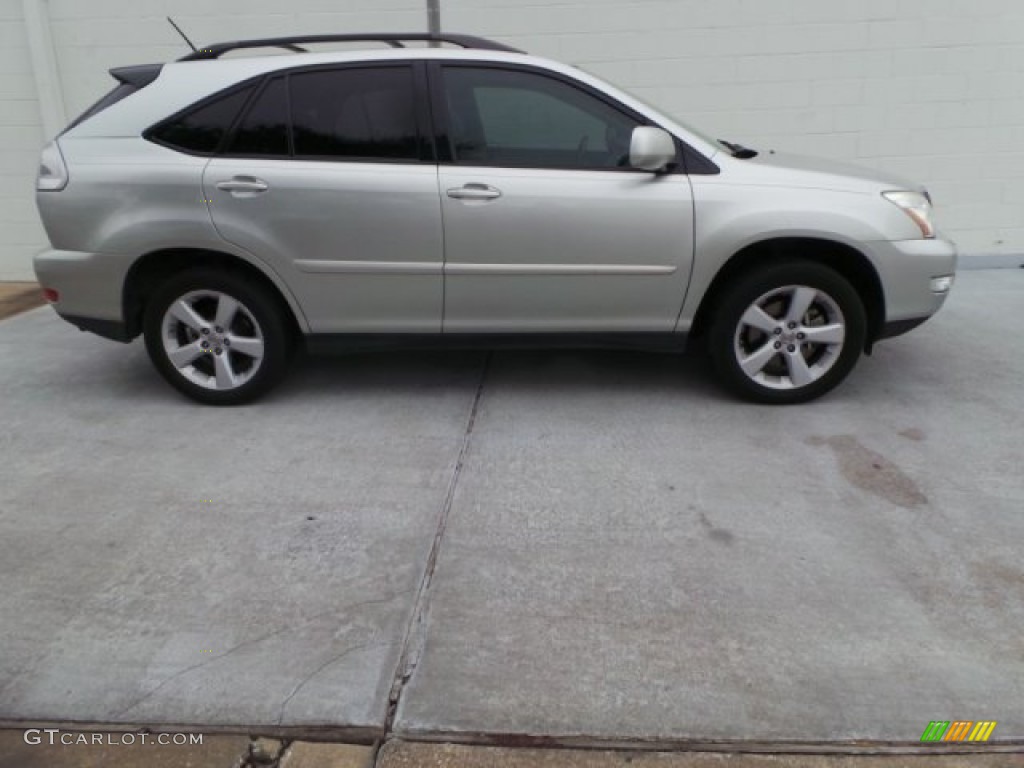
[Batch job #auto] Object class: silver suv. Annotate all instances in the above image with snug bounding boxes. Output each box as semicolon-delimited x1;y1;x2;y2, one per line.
34;33;957;405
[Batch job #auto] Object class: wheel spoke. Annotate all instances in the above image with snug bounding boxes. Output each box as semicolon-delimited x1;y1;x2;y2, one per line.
741;305;778;334
786;287;817;324
159;290;264;393
169;300;206;332
786;351;815;387
227;335;264;360
214;352;238;389
740;340;779;377
801;323;845;345
733;283;847;392
214;295;240;330
167;340;205;369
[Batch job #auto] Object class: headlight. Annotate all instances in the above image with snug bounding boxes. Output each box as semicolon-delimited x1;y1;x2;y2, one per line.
37;141;69;192
882;190;935;239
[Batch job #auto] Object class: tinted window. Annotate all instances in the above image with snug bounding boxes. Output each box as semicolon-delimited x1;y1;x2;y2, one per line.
443;67;641;169
150;86;254;154
290;67;419;160
226;78;288;156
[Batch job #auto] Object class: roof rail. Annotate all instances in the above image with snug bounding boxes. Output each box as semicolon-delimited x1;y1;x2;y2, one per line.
178;33;523;61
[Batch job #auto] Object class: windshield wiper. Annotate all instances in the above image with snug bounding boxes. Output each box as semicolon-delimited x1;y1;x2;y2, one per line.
719;139;758;159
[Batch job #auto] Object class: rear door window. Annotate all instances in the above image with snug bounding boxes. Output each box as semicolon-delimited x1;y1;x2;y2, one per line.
289;66;420;161
224;78;289;156
148;85;255;154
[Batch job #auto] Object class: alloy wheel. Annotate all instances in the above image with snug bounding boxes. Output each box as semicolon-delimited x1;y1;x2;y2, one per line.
160;290;265;391
733;284;846;391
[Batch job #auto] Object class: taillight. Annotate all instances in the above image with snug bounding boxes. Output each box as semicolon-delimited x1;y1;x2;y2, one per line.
37;141;68;192
42;288;59;302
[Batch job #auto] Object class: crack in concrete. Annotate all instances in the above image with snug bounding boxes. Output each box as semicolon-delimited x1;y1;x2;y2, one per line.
113;590;411;719
381;353;492;741
276;641;388;725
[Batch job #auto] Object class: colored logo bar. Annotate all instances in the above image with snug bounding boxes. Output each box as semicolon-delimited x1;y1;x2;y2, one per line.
921;721;997;742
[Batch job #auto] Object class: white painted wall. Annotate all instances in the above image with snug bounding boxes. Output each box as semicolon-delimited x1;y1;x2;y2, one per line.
445;0;1024;256
1;0;1021;280
45;0;428;120
0;0;47;280
0;0;427;280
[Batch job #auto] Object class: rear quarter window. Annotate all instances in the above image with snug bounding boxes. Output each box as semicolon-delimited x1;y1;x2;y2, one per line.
147;85;256;154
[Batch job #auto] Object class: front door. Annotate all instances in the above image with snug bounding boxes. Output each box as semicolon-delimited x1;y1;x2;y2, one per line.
205;64;443;333
434;64;695;333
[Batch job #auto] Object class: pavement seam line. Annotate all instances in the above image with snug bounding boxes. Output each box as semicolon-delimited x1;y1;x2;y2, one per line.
380;352;492;743
391;732;1024;756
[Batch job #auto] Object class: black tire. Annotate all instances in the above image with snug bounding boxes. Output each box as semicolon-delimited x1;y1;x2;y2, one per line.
708;261;866;404
143;269;293;405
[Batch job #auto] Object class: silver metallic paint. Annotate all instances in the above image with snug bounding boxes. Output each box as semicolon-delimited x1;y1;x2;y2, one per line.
34;46;956;342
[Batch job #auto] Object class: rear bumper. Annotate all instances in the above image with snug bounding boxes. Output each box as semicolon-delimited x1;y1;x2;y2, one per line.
34;248;134;341
58;313;132;342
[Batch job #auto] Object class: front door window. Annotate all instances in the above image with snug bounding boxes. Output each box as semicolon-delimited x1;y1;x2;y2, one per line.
442;66;643;170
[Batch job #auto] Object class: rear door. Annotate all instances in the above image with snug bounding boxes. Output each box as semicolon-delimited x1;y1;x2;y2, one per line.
203;63;443;333
432;63;695;333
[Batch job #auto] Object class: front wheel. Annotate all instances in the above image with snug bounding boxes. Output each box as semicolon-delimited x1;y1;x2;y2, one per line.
143;270;293;405
708;262;867;404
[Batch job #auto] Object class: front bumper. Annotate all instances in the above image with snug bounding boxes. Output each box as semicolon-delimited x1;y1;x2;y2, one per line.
877;315;930;341
34;248;135;342
866;236;958;326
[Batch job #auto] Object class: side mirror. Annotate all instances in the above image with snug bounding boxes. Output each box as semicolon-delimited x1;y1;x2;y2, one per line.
629;126;676;172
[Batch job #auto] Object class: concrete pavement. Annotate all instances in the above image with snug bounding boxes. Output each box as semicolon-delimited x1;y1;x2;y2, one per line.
1;270;1022;750
394;270;1024;744
0;306;486;734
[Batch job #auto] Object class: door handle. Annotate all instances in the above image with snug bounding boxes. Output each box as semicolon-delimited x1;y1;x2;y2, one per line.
216;177;270;195
447;183;502;201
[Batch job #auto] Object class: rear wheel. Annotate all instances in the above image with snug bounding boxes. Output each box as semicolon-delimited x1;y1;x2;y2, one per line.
709;261;866;404
143;270;292;405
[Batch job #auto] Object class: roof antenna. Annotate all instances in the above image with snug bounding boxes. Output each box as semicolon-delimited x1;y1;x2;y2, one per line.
167;16;198;53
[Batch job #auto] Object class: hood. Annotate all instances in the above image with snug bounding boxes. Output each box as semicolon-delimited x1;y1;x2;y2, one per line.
739;150;924;194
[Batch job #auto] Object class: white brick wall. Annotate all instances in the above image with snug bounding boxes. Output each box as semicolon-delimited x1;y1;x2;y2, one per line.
0;0;47;280
46;0;427;119
0;0;426;280
1;0;1021;279
445;0;1024;256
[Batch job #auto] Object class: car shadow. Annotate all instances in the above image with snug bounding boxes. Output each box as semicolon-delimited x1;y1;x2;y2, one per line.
276;346;723;404
35;334;901;409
